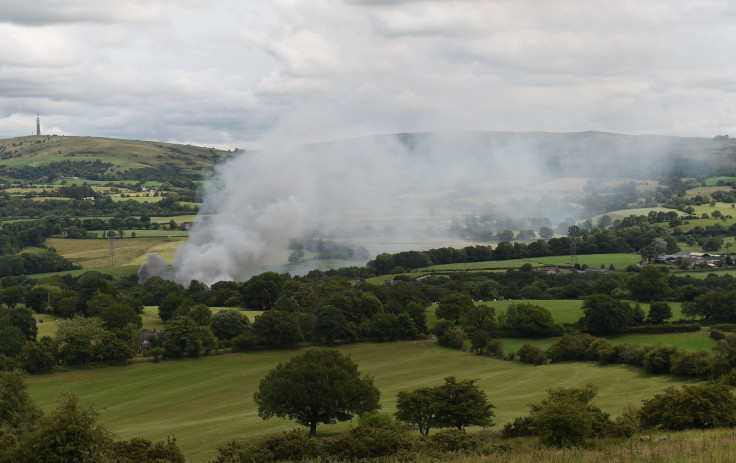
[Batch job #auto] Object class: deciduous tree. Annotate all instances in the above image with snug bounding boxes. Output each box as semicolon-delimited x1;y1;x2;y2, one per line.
254;349;380;436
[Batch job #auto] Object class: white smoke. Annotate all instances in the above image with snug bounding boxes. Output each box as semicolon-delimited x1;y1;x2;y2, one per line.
152;131;678;286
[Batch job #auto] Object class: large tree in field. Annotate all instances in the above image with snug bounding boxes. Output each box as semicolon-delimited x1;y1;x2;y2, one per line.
436;293;474;323
630;265;670;302
395;376;494;435
253;349;380;437
579;293;632;336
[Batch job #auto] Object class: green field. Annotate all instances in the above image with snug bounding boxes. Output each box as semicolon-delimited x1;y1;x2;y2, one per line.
705;176;736;186
420;253;641;272
597;207;683;221
46;236;186;268
677;269;736;279
27;341;700;462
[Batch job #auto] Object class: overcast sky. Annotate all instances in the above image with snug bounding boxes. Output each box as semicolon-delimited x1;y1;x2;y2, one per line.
1;0;735;149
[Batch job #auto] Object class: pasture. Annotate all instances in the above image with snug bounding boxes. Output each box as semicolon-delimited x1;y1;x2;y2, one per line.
27;341;700;462
46;236;186;268
141;306;263;332
421;253;642;272
705;176;736;186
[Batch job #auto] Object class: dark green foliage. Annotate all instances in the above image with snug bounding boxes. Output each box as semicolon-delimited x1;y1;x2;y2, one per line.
579;294;632;335
630;266;670;302
314;305;355;345
711;329;726;341
187;304;212;326
505;303;555;337
326;422;412;460
158;293;187;322
163;316;202;359
501;415;536;438
517;344;547;365
16;341;56;374
526;384;616;448
642;344;678;374
12;394;114;463
433;376;495;431
0;370;41;430
624;322;700;334
711;333;736;378
109;437;186;463
241;272;285;310
211;309;250;341
647;301;672;324
682;290;736;320
470;330;492;354
546;332;596;363
253;349;380;436
638;382;736;430
395;387;439;436
460;304;496;336
99;302;142;331
437;329;466;350
436;293;474;323
395;376;494;435
252;310;303;348
670;350;712;378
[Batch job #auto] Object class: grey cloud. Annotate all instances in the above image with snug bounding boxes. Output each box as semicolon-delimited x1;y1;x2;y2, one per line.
0;1;162;25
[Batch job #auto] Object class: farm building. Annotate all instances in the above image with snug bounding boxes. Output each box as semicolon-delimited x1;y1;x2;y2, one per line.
138;328;166;355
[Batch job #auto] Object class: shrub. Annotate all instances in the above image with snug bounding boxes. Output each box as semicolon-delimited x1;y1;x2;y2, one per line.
546;332;596;363
501;416;535;438
642;345;678;374
327;424;412;459
438;329;466;350
639;382;736;430
711;329;726;341
231;334;260;352
625;323;700;334
670;350;712;378
517;344;547;365
486;340;504;358
530;385;598;447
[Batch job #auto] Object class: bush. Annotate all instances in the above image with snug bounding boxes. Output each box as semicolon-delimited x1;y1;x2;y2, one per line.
500;416;535;438
231;334;260;352
712;324;736;332
486;340;504;358
639;382;736;430
327;424;412;459
642;345;678;374
625;323;700;334
546;332;596;363
438;329;466;350
711;329;727;341
517;344;547;365
670;350;712;378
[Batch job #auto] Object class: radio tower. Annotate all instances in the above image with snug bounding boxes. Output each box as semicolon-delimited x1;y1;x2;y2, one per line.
36;114;40;136
108;230;116;266
568;225;578;267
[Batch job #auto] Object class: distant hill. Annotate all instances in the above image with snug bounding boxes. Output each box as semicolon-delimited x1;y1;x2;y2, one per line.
0;135;234;183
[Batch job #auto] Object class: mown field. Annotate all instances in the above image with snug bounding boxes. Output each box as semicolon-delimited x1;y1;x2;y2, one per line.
46;236;186;268
27;341;701;462
420;253;642;272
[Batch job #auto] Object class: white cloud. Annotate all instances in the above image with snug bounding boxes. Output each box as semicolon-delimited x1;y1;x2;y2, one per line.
0;0;735;146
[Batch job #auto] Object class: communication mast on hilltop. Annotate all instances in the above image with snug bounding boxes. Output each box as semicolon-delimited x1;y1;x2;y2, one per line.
36;114;40;136
568;225;578;267
109;230;116;266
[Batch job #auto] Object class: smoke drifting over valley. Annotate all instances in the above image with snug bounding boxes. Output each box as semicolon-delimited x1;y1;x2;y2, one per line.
136;130;727;286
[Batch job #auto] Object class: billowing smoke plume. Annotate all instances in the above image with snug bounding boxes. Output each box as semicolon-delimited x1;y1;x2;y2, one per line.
148;131;679;286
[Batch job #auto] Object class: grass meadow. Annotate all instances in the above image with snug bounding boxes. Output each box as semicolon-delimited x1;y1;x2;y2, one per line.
421;253;642;272
46;236;186;268
26;341;701;462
